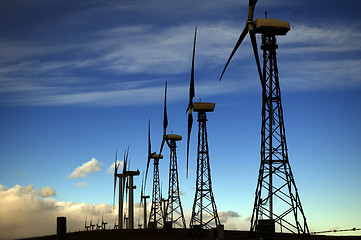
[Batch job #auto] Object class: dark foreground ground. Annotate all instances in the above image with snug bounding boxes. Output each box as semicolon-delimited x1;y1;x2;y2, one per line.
18;229;361;240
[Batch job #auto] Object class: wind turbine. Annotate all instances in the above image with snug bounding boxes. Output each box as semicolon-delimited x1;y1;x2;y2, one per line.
84;216;90;231
122;148;140;229
145;119;164;229
140;172;150;229
124;159;140;230
113;149;125;229
90;218;95;231
96;220;102;230
113;217;119;229
219;0;309;237
113;147;140;229
158;81;186;229
101;214;108;230
187;27;221;230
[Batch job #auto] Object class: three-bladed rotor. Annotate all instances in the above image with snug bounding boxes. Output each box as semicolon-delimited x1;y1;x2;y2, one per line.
219;0;263;83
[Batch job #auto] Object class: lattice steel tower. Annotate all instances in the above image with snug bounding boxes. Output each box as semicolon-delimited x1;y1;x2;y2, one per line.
163;136;186;228
249;32;309;235
158;82;186;229
186;27;220;230
148;154;164;229
219;0;310;235
189;103;220;229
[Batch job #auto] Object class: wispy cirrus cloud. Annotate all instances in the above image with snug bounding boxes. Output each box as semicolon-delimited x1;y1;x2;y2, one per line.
1;18;360;106
279;23;361;53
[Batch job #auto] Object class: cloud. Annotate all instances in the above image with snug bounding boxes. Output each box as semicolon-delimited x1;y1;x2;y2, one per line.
0;184;255;239
218;210;241;223
75;182;88;187
279;59;361;90
280;23;361;53
0;184;123;239
68;158;102;179
217;210;251;231
0;21;249;107
1;13;360;106
107;160;124;174
34;186;56;197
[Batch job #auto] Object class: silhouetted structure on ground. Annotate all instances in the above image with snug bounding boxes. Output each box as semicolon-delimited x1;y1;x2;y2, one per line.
219;0;309;237
158;81;186;229
187;27;221;230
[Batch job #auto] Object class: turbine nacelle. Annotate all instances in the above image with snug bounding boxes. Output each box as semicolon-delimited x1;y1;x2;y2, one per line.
150;153;163;159
193;102;215;113
165;134;182;141
255;18;290;36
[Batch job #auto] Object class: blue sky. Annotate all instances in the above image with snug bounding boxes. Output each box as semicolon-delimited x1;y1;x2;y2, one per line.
1;0;361;238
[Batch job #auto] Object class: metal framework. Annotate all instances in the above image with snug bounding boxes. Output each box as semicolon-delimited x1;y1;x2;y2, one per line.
250;33;309;235
165;139;186;228
148;157;164;228
190;111;220;229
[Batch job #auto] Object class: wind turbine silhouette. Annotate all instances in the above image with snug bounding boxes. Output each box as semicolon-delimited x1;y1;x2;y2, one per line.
84;216;90;231
187;27;221;230
158;81;186;229
219;0;309;237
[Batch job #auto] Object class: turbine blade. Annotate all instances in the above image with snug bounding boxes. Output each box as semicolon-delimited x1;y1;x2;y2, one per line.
113;149;118;212
159;138;165;156
125;177;129;207
186;112;193;179
249;29;263;84
219;25;248;81
159;81;168;156
145;157;150;190
186;27;197;179
145;119;151;188
140;172;144;206
123;148;129;174
148;119;151;158
189;27;197;107
126;146;130;171
163;81;168;135
248;0;258;20
122;175;127;199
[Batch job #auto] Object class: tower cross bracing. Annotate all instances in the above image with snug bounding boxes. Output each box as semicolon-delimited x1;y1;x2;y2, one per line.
165;138;186;228
190;109;220;229
250;33;309;235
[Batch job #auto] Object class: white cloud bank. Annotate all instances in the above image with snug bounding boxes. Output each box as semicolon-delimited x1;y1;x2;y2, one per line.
68;158;102;179
34;186;57;197
0;184;119;239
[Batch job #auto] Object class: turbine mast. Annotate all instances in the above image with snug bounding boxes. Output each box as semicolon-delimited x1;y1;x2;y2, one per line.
189;103;220;229
250;32;309;236
148;154;164;228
